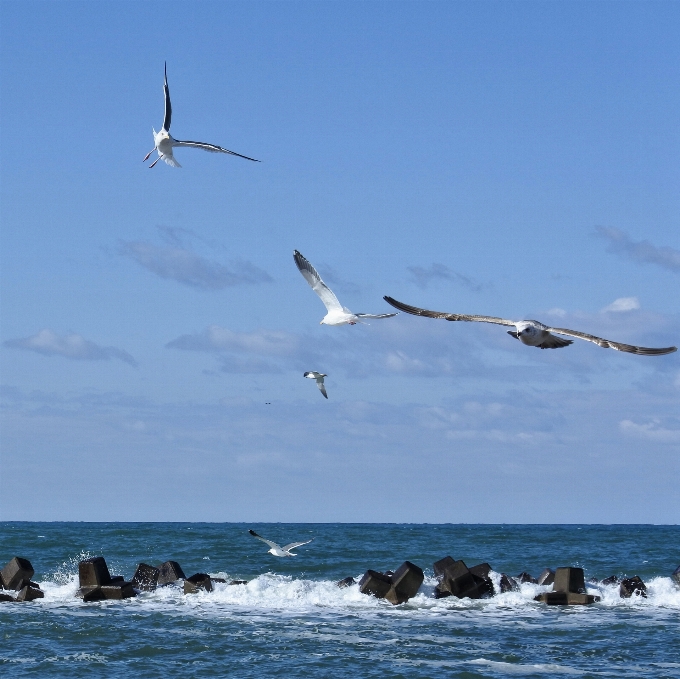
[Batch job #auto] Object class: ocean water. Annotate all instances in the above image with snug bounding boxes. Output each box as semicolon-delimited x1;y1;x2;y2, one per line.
1;523;679;678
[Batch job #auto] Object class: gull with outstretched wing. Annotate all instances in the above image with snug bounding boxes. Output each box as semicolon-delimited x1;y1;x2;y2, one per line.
143;63;260;168
304;371;328;398
248;530;313;557
383;296;676;355
294;250;397;326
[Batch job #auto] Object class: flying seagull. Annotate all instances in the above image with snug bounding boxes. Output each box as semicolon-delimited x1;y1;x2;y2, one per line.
143;63;260;168
383;296;677;355
304;371;328;398
294;250;397;325
248;529;313;557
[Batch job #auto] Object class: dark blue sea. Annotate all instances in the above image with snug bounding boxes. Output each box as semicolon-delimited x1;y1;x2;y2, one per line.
1;523;679;678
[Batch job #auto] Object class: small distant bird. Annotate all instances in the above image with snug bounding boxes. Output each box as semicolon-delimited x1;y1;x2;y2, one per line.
248;529;313;557
383;297;677;355
294;250;397;326
304;371;328;398
143;63;260;168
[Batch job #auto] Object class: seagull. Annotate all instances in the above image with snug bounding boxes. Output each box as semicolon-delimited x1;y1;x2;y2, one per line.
248;530;313;557
383;296;677;355
304;371;328;398
143;63;260;168
294;250;397;325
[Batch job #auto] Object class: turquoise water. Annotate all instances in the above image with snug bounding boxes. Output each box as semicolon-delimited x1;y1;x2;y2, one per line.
1;523;679;678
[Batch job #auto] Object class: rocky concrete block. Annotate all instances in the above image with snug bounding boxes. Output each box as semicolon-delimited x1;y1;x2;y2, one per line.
620;576;647;598
391;562;424;599
433;556;456;579
78;557;112;588
0;592;15;602
601;575;620;586
537;568;555;586
229;580;248;586
183;573;213;594
1;557;35;591
131;563;159;592
671;565;680;587
516;572;537;584
553;567;585;594
437;560;488;599
534;592;599;605
469;563;494;596
500;574;519;593
359;570;392;599
337;577;355;588
80;587;106;602
101;582;136;600
158;561;186;585
16;585;45;602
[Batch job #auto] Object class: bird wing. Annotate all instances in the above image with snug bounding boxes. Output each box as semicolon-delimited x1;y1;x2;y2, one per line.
355;313;398;319
248;529;280;550
537;333;573;349
383;297;516;326
547;326;677;355
172;139;260;161
163;62;172;132
282;539;313;551
161;154;181;168
316;380;328;399
294;251;343;313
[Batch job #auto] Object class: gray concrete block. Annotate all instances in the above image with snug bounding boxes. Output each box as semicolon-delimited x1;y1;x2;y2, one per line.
437;560;487;599
101;582;136;599
671;565;680;587
1;557;35;591
534;591;599;605
131;563;159;592
16;585;45;602
391;561;424;600
158;561;186;585
500;574;519;593
358;570;392;599
553;567;585;594
516;572;537;584
0;592;15;602
183;573;213;594
78;557;112;588
537;568;555;586
336;577;355;588
620;576;647;598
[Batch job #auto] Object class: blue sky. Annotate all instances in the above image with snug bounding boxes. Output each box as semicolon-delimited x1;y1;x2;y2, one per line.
1;1;678;522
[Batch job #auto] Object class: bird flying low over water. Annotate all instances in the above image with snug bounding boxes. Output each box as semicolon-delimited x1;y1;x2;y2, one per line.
248;530;313;557
383;297;677;355
304;371;328;398
143;63;260;168
294;250;397;326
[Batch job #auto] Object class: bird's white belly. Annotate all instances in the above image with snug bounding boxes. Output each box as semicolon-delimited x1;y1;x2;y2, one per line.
519;331;547;347
156;137;174;155
323;312;356;326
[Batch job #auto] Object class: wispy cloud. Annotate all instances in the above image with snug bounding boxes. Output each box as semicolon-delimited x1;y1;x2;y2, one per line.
619;419;680;443
167;326;299;357
601;297;640;313
596;226;680;274
407;263;482;291
4;329;137;366
118;228;272;290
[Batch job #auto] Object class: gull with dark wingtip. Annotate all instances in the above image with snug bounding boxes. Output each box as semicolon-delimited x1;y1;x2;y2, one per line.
143;63;260;168
248;529;313;557
304;371;328;398
383;296;677;355
294;250;397;326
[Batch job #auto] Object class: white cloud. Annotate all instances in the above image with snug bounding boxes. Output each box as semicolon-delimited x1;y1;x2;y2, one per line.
601;297;640;313
546;308;567;317
118;235;271;290
407;263;482;291
3;329;137;366
167;325;300;357
619;419;680;443
596;226;680;274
